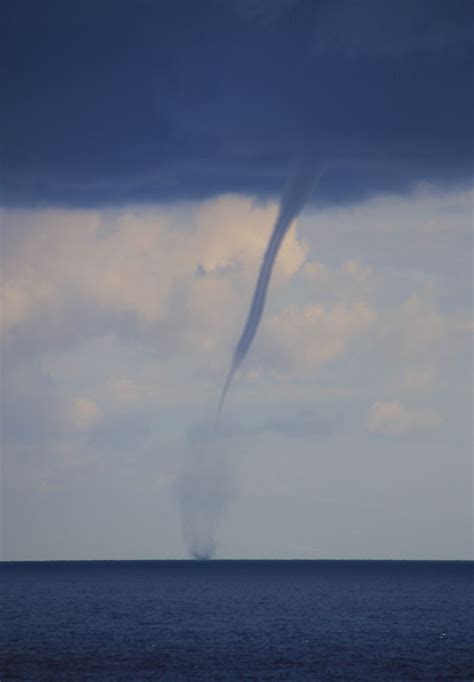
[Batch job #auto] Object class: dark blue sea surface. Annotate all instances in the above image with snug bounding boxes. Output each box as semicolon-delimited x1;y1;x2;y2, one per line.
1;560;473;680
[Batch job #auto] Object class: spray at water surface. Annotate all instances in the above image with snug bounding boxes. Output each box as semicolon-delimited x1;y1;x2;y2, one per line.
176;425;234;560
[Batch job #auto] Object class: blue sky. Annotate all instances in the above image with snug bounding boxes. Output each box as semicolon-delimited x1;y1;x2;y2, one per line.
1;0;473;560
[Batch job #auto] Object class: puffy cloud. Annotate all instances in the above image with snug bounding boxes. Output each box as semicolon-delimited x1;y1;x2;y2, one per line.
1;283;35;335
375;292;471;394
105;377;141;407
302;259;374;305
68;398;102;431
367;401;442;435
3;187;469;398
380;294;446;359
1;197;306;353
193;195;307;278
258;302;376;377
402;366;438;392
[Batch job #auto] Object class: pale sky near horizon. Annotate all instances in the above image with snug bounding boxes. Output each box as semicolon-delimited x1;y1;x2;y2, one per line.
1;0;473;560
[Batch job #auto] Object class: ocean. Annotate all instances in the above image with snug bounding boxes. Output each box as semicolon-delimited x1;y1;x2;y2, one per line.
1;560;472;680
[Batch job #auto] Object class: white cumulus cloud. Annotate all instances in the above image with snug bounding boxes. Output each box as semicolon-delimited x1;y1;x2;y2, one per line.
258;302;376;377
68;398;103;431
0;196;307;358
367;401;442;435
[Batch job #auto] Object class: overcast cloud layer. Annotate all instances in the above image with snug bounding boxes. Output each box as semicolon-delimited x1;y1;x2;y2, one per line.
1;0;473;205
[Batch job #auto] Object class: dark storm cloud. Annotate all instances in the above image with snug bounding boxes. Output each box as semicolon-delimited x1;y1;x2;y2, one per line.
1;0;472;207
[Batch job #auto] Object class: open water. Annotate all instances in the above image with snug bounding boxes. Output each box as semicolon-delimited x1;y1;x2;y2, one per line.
1;560;472;680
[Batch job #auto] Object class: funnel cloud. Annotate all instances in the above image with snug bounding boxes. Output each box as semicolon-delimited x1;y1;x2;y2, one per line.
218;160;323;414
179;161;322;559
